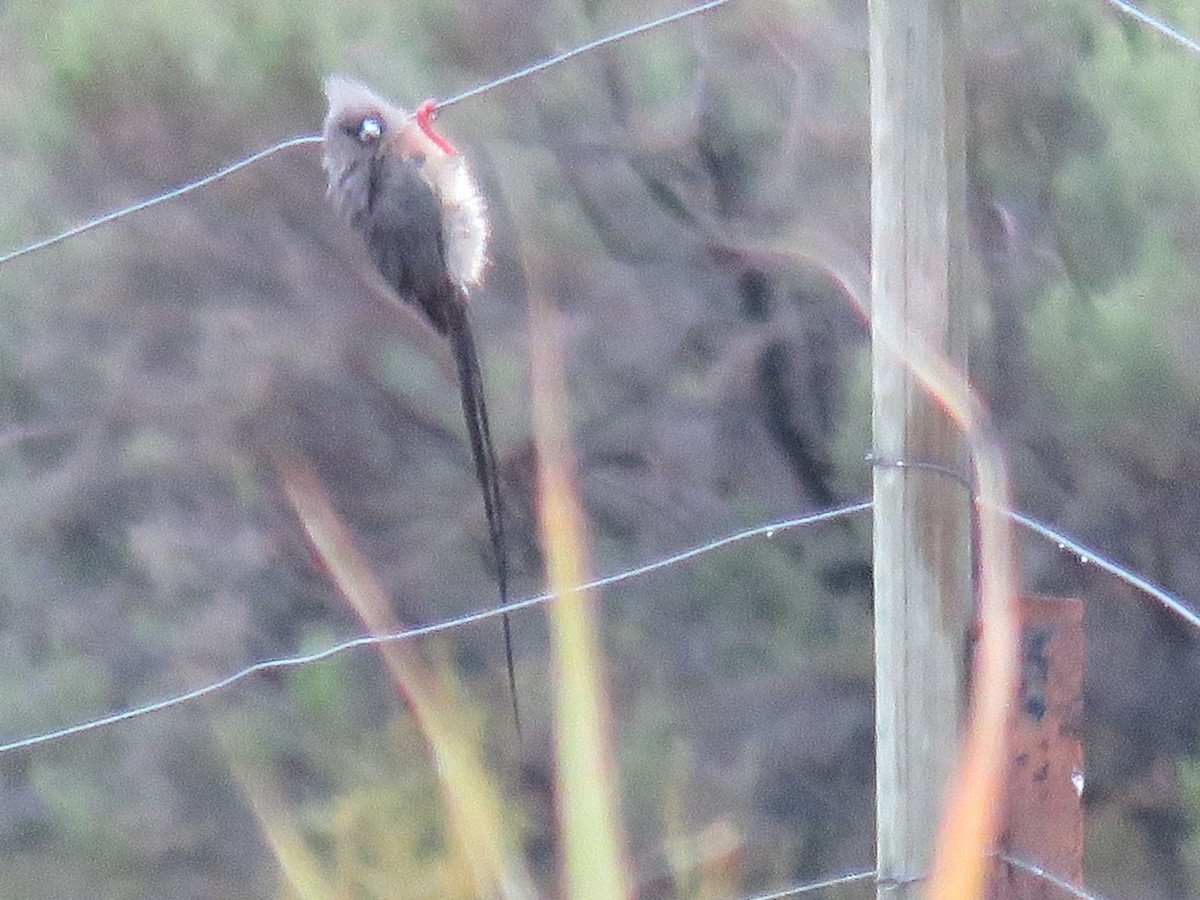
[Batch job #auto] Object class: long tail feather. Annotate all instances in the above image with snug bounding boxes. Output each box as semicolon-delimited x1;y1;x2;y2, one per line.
443;299;521;739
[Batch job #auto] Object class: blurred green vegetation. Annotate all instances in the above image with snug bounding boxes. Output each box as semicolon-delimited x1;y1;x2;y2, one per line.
0;0;1198;896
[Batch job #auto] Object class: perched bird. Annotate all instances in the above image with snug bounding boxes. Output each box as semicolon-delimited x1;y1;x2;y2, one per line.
321;76;519;736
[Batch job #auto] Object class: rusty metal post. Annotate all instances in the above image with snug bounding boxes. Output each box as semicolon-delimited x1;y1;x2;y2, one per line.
988;597;1085;899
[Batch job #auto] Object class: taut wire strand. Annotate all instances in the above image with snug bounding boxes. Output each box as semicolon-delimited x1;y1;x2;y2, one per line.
435;0;730;112
997;854;1108;900
1003;507;1200;630
0;0;730;268
1101;0;1200;54
740;870;876;899
0;499;870;755
737;854;1109;900
0;135;323;268
6;496;1200;755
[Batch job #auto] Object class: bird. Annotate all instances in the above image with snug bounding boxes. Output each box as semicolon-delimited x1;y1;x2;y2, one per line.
321;75;520;737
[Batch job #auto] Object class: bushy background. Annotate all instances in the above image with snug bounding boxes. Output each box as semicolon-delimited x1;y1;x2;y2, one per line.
0;0;1198;896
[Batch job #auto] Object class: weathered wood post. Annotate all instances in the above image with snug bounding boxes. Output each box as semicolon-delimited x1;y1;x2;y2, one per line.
869;0;971;895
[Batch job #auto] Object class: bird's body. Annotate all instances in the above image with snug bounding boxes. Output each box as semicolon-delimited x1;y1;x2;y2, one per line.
321;76;519;736
322;77;488;315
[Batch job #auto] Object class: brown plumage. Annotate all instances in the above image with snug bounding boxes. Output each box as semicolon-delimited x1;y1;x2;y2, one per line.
321;76;519;737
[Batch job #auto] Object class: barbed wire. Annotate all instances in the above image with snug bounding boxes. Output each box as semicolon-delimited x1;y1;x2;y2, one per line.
0;500;871;755
1101;0;1200;54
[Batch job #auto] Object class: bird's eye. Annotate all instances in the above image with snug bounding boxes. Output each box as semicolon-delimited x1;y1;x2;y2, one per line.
356;117;383;143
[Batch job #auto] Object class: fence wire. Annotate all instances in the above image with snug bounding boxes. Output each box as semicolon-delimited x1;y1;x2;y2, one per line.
0;1;1198;897
0;500;872;754
1101;0;1200;54
998;854;1108;900
738;853;1107;900
741;869;876;899
2;493;1197;756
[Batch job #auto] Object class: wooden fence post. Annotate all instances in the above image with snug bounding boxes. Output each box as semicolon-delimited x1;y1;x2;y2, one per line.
869;0;971;895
